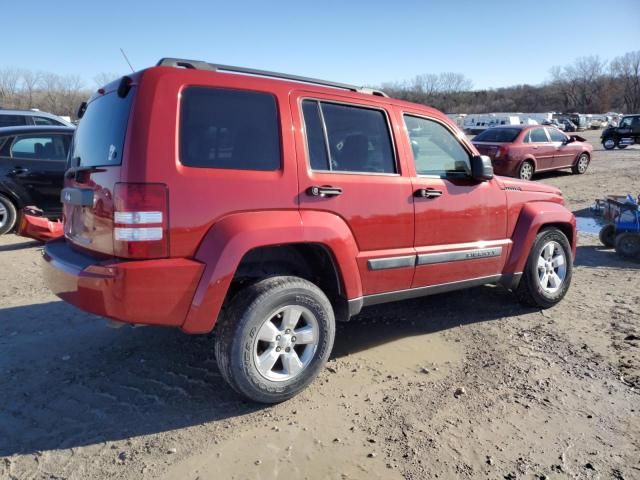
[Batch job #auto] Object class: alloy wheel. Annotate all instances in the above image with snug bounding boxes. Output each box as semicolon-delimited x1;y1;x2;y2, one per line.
0;202;6;229
536;241;567;294
253;305;319;382
577;154;589;173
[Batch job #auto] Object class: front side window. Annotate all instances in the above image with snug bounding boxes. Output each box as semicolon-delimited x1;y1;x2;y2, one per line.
301;100;395;174
180;87;280;171
404;115;470;177
11;134;69;160
547;128;567;143
530;128;549;143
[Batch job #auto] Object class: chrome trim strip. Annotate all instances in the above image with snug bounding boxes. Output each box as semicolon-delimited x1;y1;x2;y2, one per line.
417;246;503;266
367;255;416;271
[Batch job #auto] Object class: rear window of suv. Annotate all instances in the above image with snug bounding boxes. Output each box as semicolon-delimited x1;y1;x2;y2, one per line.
473;128;520;143
180;87;280;171
71;89;135;167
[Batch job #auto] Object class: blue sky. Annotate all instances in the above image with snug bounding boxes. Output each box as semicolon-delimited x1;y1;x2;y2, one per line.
3;0;639;90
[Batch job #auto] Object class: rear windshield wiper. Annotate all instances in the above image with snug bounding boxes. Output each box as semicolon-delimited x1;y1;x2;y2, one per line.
65;165;106;180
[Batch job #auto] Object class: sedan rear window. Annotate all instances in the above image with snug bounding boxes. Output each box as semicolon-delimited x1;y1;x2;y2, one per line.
473;128;520;143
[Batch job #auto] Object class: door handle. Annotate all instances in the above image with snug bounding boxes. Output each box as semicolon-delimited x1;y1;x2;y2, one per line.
11;166;29;175
414;188;443;199
307;185;343;197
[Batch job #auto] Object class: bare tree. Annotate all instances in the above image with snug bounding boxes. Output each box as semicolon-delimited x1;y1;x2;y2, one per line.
610;50;640;112
0;68;21;105
93;72;121;87
20;69;42;109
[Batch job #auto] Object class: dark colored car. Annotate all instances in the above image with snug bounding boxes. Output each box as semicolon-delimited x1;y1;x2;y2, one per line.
601;114;640;150
0;125;74;234
43;58;576;403
472;125;592;180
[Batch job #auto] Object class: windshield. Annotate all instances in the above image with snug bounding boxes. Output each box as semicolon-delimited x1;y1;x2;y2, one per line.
473;128;520;143
70;88;135;167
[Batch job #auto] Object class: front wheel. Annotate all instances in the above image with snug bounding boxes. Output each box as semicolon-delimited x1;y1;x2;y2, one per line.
214;276;335;403
602;138;616;150
572;153;590;174
518;161;534;181
515;228;573;308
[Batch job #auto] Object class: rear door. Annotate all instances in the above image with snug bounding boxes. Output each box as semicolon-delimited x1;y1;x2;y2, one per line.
2;133;69;214
292;92;415;295
526;127;555;170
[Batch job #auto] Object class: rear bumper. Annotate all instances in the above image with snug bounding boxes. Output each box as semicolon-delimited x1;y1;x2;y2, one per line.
43;239;204;327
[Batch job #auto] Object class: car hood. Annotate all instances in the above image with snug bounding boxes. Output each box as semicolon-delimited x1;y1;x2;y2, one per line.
497;176;563;197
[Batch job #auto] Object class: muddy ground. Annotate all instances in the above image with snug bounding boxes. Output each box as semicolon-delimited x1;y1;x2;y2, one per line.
1;129;639;480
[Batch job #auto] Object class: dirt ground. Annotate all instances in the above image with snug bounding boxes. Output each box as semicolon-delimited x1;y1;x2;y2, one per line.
1;129;639;480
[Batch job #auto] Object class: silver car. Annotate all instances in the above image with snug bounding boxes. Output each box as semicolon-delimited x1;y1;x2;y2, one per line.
0;109;74;128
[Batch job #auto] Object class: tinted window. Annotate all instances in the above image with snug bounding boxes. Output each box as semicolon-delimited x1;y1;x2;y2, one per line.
530;128;549;143
313;102;395;173
33;116;62;126
0;115;27;127
548;128;567;142
11;134;69;160
301;100;330;170
71;90;134;167
404;115;470;176
180;87;280;171
473;128;520;143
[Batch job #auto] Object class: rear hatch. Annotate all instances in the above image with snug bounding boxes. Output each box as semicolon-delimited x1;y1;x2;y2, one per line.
63;81;136;257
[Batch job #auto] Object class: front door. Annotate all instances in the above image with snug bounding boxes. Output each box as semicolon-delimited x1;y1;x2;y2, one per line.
398;110;509;288
292;92;415;295
547;127;575;168
526;127;555;170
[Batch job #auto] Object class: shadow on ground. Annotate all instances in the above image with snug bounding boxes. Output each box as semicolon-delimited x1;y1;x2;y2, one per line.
0;240;41;252
0;284;527;457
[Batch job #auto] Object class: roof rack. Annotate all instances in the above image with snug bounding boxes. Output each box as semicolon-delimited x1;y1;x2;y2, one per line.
156;57;388;97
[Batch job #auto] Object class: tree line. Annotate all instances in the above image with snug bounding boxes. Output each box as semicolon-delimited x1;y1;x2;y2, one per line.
382;50;640;114
1;51;639;118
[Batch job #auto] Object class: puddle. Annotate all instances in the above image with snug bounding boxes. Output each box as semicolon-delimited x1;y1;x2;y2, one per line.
576;216;606;235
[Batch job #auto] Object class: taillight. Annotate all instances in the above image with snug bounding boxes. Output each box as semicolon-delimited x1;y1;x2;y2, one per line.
113;183;169;258
495;145;508;159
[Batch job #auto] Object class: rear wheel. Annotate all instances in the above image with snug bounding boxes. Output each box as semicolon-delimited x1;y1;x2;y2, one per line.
599;224;616;248
518;161;534;181
0;194;17;235
214;276;335;403
572;153;589;174
614;233;640;258
602;138;616;150
515;228;572;308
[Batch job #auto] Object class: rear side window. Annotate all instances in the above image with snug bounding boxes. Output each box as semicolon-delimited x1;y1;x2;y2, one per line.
33;116;63;126
530;128;549;143
71;89;135;167
180;87;280;171
301;100;395;174
11;134;69;160
0;115;27;127
473;128;520;143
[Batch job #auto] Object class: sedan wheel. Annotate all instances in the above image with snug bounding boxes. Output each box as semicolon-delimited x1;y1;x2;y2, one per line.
572;153;589;174
518;161;534;181
0;194;18;235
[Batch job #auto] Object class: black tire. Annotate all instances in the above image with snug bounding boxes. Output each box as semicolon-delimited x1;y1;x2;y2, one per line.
599;224;616;248
602;138;616;150
518;160;534;181
214;276;335;403
614;233;640;259
571;152;590;174
0;194;18;235
515;228;573;309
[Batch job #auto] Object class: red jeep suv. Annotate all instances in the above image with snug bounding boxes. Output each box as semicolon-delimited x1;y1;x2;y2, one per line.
44;58;576;403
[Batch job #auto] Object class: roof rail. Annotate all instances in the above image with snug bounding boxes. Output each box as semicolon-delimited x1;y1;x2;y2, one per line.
156;57;388;97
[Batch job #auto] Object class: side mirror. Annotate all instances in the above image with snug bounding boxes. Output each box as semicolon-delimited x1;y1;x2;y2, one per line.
471;155;494;181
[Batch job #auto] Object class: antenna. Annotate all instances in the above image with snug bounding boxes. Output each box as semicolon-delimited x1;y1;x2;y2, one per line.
120;48;135;73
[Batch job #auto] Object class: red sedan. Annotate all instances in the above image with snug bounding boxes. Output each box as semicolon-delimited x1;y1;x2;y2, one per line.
472;125;593;180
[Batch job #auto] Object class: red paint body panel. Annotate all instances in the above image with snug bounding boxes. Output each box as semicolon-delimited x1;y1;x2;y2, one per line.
43;64;577;333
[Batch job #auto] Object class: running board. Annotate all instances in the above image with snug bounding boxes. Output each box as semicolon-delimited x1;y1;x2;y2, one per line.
347;273;522;316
